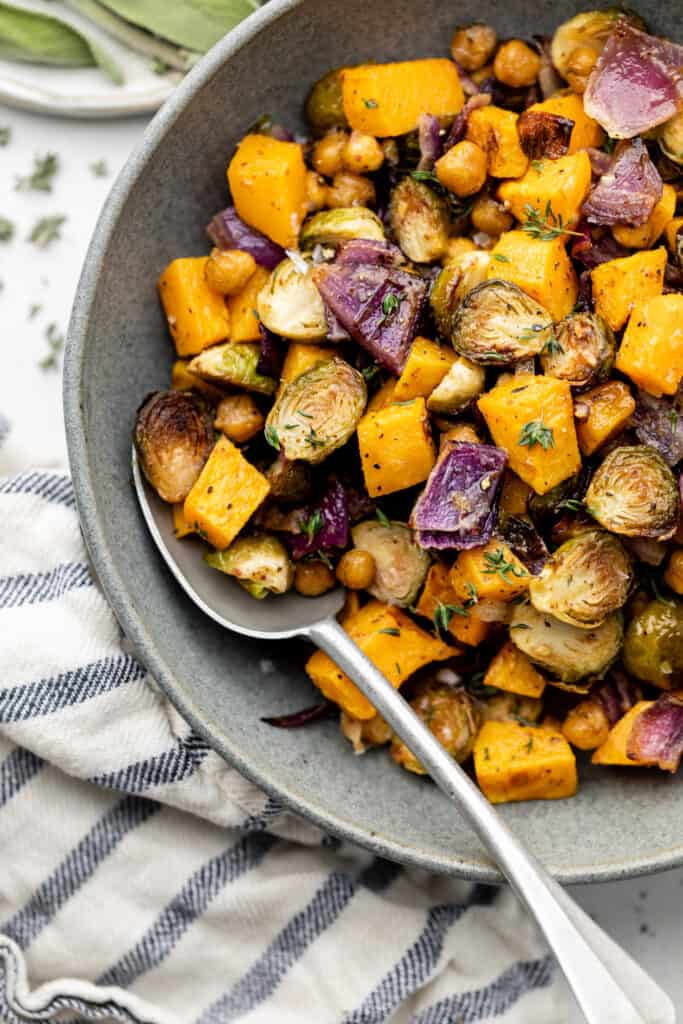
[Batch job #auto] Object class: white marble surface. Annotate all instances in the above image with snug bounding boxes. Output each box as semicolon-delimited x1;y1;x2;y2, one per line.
1;103;681;1022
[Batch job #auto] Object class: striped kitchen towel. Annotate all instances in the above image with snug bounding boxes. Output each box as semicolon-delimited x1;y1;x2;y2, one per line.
0;468;567;1024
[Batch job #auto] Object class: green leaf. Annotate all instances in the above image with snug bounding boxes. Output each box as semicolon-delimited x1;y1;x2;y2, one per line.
94;0;261;53
0;1;123;82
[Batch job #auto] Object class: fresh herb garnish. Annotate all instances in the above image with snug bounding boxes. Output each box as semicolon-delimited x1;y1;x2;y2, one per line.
28;215;66;249
493;253;510;262
0;218;14;243
669;409;679;435
410;170;440;185
480;350;509;363
509;623;531;630
517;323;547;343
151;57;171;75
518;419;555;451
90;159;108;178
482;548;528;584
297;410;314;419
363;98;378;109
264;423;280;450
378;291;403;325
557;498;584;513
361;363;381;383
604;136;617;154
541;334;564;356
28;303;42;320
409;170;473;219
0;126;10;147
525;736;534;753
522;201;582;241
306;426;326;449
376;507;391;527
433;600;469;634
38;322;64;371
531;159;544;172
303;509;324;540
16;152;59;192
464;581;478;605
379;627;401;636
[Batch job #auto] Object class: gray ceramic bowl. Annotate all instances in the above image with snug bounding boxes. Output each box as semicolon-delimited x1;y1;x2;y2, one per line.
65;0;682;884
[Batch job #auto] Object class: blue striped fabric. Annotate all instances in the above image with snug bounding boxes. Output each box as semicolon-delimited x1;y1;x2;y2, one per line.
0;470;562;1024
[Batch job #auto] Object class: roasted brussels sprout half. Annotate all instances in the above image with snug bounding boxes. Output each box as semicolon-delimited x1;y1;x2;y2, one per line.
509;601;623;683
388;177;450;263
450;281;554;365
659;110;683;166
585;445;680;539
340;711;392;754
256;257;327;342
426;356;486;415
350;519;430;606
550;9;646;79
264;453;312;505
430;251;491;337
205;534;294;598
189;343;276;395
478;690;543;725
529;529;633;629
265;357;366;464
540;313;615;389
300;208;385;249
391;680;481;774
134;390;214;504
304;68;348;135
623;599;683;689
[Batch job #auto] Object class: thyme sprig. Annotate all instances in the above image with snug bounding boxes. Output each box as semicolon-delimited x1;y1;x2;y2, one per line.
522;201;582;241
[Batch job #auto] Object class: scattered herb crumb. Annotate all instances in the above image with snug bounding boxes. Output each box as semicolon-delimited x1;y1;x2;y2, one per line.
522;200;581;241
90;159;109;178
0;126;11;146
526;736;534;753
379;627;400;636
493;253;509;262
16;153;59;193
28;303;42;320
264;423;280;450
482;548;527;584
302;509;324;540
375;507;391;527
363;98;378;109
518;419;555;451
0;217;14;243
28;215;66;249
38;322;64;371
151;57;171;75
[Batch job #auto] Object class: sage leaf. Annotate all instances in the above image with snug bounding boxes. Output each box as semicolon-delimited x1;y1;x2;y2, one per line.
94;0;261;53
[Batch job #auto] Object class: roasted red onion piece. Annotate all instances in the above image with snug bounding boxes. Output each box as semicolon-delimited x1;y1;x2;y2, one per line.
262;702;335;728
571;224;630;268
584;21;683;138
289;477;349;559
442;94;491;151
417;113;443;171
632;389;683;467
627;691;683;772
256;328;283;379
206;206;285;269
582;139;663;227
517;111;573;159
597;672;644;727
499;515;549;575
411;441;507;550
335;238;405;267
313;260;427;375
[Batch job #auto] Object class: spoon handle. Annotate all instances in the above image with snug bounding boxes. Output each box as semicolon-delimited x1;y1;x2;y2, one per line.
309;617;674;1024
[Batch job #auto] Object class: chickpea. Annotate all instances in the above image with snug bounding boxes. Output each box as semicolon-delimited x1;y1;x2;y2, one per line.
305;169;327;212
664;549;683;595
325;171;376;208
342;131;384;174
470;195;513;236
562;699;610;751
443;236;477;263
336;548;376;590
340;711;392;753
213;395;264;444
204;248;256;296
312;130;347;177
440;423;481;450
294;560;336;596
435;140;487;197
493;39;541;89
450;23;497;72
565;45;597;94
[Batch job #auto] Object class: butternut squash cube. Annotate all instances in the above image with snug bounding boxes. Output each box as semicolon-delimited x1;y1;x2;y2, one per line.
499;472;531;517
227;134;307;249
171;359;225;401
474;721;577;803
393;337;456;401
576;381;636;456
484;641;546;699
357;397;436;497
466;106;528;179
450;540;530;603
158;257;230;357
497;151;592;229
280;342;334;389
591;247;666;331
366;377;398;412
591;702;655;766
183;436;270;550
305;601;454;719
227;265;271;343
487;230;577;321
172;502;194;539
416;563;489;647
664;215;683;254
612;184;676;250
478;374;581;495
616;294;683;397
526;92;604;153
342;59;464;137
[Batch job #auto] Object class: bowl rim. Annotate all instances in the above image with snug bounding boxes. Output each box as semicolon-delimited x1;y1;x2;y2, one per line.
64;0;683;885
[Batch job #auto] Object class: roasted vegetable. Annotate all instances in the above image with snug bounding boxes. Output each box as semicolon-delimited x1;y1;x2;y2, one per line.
205;535;294;598
575;381;636;456
509;601;622;683
627;692;683;771
415;562;489;647
394;337;455;401
612;183;676;250
266;357;366;464
583;139;662;228
280;343;334;388
540;312;614;389
551;9;644;80
341;59;464;137
391;680;481;774
591;701;655;766
184;436;271;550
499;514;549;576
473;721;577;804
585;445;680;539
340;711;391;754
426;356;486;415
591;247;666;332
484;641;546;699
227;266;271;342
623;599;683;689
388;177;450;263
351;519;429;606
227;134;308;249
516;111;573;160
451;539;529;603
487;232;578;323
616;294;683;397
497;151;592;229
526;92;604;153
632;389;683;467
263;453;312;505
429;251;491;338
158;257;230;357
206;206;285;270
256;257;327;342
659;110;683;166
305;68;348;134
465;105;528;178
357;397;436;498
213;394;264;444
290;478;350;560
302;211;383;253
529;529;632;629
188;343;276;395
411;441;507;550
449;281;553;365
134;391;214;504
170;359;224;402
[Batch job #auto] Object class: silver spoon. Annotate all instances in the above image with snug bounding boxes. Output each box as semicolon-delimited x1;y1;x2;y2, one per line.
132;448;673;1024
